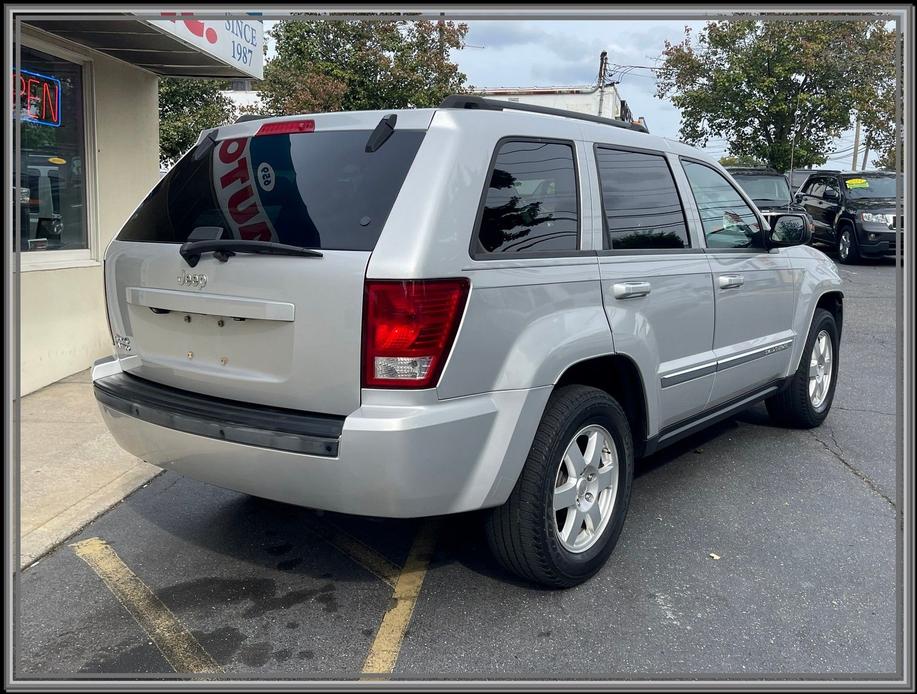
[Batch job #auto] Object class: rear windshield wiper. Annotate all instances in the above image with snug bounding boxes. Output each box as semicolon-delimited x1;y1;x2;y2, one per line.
179;239;323;268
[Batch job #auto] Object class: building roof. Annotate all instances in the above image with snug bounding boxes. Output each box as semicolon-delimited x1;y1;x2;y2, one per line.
478;85;607;96
24;16;261;78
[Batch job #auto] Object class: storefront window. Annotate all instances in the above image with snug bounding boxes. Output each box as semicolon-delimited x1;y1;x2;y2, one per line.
16;45;88;252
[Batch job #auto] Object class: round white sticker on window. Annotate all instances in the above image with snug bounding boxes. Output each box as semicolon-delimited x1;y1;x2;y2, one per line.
257;162;275;192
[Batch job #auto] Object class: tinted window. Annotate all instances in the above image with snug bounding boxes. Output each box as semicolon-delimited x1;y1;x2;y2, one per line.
682;161;762;249
823;179;841;199
117;129;425;250
474;140;579;255
730;174;791;206
596;147;689;249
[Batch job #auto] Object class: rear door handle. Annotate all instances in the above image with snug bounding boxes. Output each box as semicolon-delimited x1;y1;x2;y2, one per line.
718;274;745;289
613;281;652;299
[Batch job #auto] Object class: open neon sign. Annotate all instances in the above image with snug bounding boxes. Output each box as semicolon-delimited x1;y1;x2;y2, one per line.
16;69;61;127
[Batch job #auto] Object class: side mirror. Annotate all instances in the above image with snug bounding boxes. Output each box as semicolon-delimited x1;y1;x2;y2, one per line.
766;214;811;248
794;192;804;203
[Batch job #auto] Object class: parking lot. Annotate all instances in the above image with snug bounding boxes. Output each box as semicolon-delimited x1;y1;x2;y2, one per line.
16;254;900;680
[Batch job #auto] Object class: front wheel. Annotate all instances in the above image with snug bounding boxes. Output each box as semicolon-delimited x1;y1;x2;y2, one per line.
485;385;634;588
837;226;861;264
766;308;839;428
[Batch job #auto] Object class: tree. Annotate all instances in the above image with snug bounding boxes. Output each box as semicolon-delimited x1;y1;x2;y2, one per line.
158;78;234;164
718;154;766;167
857;28;900;169
259;18;469;116
656;20;896;171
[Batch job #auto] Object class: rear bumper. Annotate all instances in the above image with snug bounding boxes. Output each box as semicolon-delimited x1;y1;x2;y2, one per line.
91;357;550;518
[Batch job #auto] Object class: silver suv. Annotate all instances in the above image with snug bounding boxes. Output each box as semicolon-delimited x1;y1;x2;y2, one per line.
92;97;843;587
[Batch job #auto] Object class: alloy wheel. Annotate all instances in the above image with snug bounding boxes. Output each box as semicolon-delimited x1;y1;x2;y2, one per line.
553;424;619;553
808;329;834;409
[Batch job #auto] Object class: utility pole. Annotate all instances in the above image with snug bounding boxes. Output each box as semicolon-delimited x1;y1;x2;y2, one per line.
861;134;871;170
596;51;608;117
851;117;861;170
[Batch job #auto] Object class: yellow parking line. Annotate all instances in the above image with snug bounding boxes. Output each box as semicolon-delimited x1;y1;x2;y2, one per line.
71;537;221;674
360;521;438;679
304;517;401;589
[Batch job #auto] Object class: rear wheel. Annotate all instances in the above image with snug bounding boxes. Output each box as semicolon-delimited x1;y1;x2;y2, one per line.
766;308;838;428
837;225;860;264
485;385;633;588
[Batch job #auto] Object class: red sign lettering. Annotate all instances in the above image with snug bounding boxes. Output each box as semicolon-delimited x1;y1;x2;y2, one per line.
15;69;61;127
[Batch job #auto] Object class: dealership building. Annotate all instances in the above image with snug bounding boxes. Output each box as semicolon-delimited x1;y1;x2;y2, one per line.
16;14;263;394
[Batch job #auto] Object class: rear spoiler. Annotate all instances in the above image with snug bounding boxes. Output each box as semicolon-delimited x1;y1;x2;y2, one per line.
234;113;272;124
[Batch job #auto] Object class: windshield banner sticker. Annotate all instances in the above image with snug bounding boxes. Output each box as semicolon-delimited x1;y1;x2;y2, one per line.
845;178;869;189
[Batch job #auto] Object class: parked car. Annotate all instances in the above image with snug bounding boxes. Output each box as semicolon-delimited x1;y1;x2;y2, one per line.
796;170;901;263
726;166;815;238
92;96;843;588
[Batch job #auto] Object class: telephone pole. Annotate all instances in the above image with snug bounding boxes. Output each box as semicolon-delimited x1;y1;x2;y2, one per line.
851;117;861;170
861;134;871;170
596;51;608;117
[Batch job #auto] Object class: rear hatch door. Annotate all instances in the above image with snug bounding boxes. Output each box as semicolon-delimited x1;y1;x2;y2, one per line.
105;111;431;415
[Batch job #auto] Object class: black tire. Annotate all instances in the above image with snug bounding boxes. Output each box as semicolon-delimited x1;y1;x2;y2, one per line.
766;308;839;428
836;224;861;264
485;385;634;588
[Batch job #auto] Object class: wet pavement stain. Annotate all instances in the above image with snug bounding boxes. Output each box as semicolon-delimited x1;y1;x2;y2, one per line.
297;650;315;660
276;557;303;571
238;642;272;667
79;640;165;674
285;621;300;630
273;648;293;662
191;626;248;665
155;577;339;619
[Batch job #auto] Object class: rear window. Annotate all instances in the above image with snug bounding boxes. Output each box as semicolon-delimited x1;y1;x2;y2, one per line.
117;129;425;251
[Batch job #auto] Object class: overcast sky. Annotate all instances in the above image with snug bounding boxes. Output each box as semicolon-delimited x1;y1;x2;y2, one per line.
263;19;870;168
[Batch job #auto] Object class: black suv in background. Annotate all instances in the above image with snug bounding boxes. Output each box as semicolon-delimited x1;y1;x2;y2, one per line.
796;171;901;263
727;167;815;237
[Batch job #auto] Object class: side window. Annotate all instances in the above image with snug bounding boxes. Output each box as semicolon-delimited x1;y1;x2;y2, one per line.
595;147;690;250
681;161;763;249
823;179;840;200
474;140;579;255
809;180;826;198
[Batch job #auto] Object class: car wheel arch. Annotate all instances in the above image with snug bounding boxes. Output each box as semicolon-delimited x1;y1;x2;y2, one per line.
554;353;649;456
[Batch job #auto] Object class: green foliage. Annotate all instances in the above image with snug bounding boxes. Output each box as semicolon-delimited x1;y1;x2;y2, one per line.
259;18;469;115
158;78;234;164
656;20;897;171
718;154;766;167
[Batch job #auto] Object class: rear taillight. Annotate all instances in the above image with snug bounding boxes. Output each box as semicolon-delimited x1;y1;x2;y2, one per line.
362;279;470;389
256;119;315;136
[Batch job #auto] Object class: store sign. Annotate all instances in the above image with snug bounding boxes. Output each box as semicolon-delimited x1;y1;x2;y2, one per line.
16;69;61;127
148;13;263;79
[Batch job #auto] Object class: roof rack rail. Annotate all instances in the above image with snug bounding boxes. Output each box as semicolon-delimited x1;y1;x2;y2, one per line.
439;95;649;134
234;113;272;124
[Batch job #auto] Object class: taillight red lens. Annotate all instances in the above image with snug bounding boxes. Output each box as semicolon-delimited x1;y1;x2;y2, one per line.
255;119;315;136
363;279;470;389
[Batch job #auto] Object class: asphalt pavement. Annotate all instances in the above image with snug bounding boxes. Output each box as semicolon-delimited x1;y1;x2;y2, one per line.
15;253;900;681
